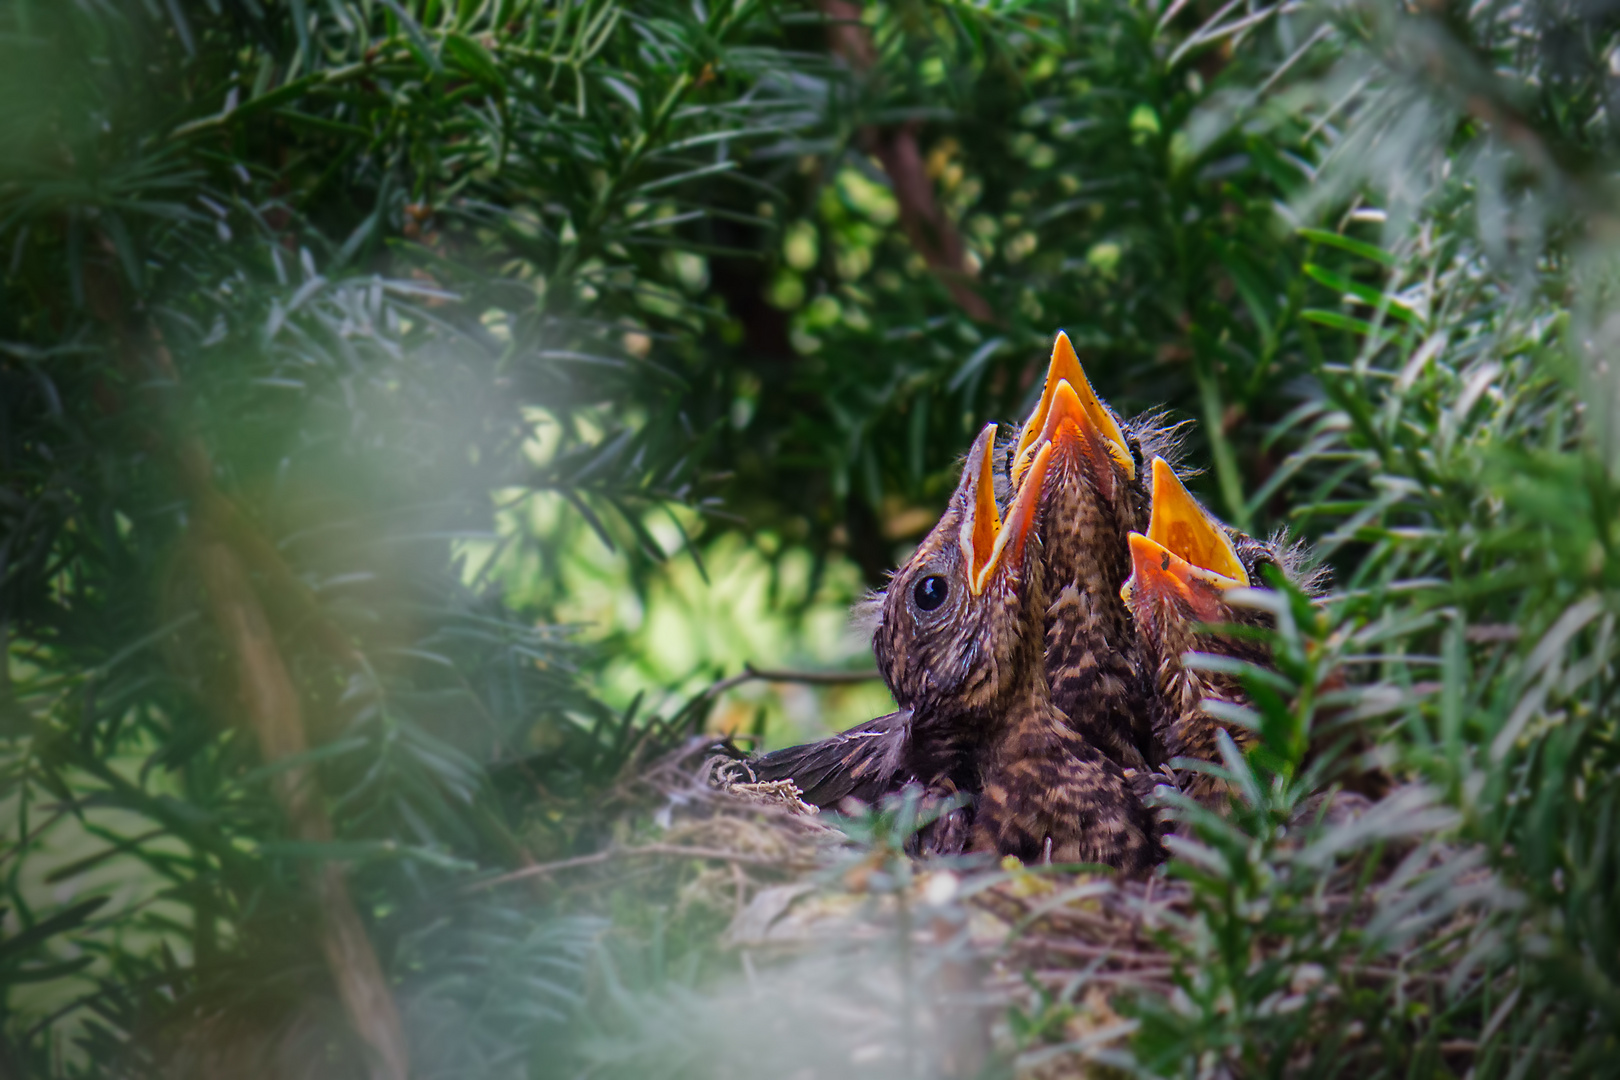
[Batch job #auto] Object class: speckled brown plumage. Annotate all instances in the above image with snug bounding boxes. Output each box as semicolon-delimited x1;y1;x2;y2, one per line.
1034;435;1143;770
972;692;1160;870
1133;547;1277;798
1007;335;1184;771
1128;526;1386;813
869;427;1032;827
868;423;1160;872
1123;459;1318;804
756;335;1183;816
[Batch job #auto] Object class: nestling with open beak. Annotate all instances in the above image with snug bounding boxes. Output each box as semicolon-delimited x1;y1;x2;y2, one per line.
1121;458;1308;801
1005;332;1172;771
872;424;1160;871
753;332;1180;807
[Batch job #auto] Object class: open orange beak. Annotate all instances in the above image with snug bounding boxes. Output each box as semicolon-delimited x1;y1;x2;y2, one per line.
958;423;1052;596
1011;331;1133;488
1121;457;1248;604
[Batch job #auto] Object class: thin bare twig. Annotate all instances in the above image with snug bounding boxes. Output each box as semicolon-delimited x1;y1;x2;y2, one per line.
744;663;882;685
467;843;824;892
664;662;882;738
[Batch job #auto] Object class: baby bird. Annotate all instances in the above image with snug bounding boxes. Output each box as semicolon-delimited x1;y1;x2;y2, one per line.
872;424;1160;871
1121;458;1297;801
1007;332;1174;770
756;333;1178;802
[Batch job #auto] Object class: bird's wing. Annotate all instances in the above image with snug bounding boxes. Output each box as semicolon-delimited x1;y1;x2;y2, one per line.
751;710;911;808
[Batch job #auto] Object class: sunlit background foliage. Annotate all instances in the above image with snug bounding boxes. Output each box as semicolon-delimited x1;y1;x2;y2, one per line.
5;0;1620;1075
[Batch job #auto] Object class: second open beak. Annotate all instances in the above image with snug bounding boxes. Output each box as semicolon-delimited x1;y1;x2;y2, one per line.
1122;532;1241;606
1120;457;1248;604
959;423;1051;596
1145;457;1248;585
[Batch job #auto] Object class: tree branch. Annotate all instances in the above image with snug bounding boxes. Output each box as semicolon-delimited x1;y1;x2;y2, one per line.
466;842;822;892
192;539;410;1080
85;254;410;1080
817;1;994;323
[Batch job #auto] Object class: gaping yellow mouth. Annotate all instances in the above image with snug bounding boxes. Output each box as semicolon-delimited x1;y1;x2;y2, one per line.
1010;331;1133;488
958;423;1052;596
1121;457;1248;604
1144;457;1248;585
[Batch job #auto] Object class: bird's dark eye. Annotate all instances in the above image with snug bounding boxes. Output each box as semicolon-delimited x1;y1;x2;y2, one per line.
913;575;949;612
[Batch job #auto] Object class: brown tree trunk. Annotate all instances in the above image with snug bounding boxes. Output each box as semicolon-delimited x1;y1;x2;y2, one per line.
86;253;411;1080
191;538;410;1080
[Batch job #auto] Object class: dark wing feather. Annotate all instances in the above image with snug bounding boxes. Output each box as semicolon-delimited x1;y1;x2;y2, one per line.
752;710;911;808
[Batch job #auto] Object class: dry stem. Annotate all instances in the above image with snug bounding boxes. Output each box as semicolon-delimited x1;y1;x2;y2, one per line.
87;252;410;1080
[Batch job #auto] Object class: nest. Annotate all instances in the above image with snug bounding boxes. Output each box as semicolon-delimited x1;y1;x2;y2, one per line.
492;737;1495;1078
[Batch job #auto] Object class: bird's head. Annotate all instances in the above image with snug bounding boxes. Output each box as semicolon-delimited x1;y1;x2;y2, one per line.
873;423;1053;716
1120;457;1256;662
1007;332;1139;591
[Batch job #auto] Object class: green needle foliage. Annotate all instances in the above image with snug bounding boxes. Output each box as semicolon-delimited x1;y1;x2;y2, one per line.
5;0;1620;1076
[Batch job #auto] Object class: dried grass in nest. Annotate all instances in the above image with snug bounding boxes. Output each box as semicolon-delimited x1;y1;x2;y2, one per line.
972;812;1504;1074
470;738;848;937
533;743;1497;1077
978;871;1184;997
